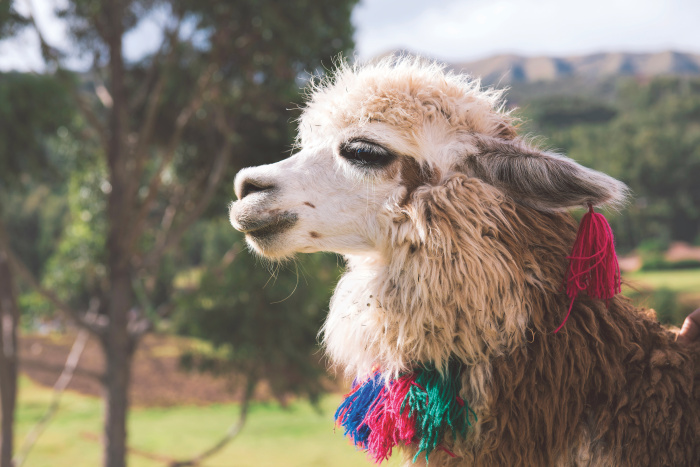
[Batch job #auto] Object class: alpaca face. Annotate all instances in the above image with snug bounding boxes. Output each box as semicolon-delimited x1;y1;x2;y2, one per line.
230;58;627;260
229;127;419;259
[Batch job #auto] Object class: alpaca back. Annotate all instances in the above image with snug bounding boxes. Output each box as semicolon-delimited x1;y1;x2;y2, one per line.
398;200;700;466
484;296;700;466
399;296;700;467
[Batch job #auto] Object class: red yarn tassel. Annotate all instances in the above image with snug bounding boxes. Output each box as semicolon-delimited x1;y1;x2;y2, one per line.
555;204;621;333
363;374;417;463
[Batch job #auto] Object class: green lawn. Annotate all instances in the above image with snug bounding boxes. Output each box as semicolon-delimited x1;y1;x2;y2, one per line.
623;268;700;294
18;270;697;466
14;377;401;467
621;268;700;326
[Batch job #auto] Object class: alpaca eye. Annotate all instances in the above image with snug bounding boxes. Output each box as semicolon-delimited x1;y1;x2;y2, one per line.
339;140;394;168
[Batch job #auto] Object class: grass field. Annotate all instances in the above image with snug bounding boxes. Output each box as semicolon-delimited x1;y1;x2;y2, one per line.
624;268;700;295
14;269;699;466
14;376;400;467
621;268;700;325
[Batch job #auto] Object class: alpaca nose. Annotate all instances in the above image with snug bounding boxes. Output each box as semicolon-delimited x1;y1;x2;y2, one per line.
235;171;277;200
239;178;275;199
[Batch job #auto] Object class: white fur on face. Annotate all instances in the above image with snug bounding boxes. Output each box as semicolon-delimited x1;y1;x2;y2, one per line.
229;57;508;261
229;142;405;259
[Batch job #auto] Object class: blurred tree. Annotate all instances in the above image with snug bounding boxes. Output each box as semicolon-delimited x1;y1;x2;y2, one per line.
0;66;74;467
176;223;337;404
1;0;357;466
0;250;19;467
519;76;700;253
0;80;72;467
171;221;340;465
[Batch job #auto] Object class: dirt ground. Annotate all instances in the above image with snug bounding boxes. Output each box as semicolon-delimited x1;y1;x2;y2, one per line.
19;332;334;407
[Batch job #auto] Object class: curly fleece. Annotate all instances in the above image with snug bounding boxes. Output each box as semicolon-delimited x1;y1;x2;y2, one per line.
310;58;700;466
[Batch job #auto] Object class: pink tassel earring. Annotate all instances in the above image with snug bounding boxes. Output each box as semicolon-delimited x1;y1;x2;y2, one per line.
555;204;621;333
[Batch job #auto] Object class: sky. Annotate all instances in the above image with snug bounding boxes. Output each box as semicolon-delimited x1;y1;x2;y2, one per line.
1;0;700;71
352;0;700;61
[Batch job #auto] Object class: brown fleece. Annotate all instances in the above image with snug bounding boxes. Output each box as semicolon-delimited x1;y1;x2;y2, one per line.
399;156;439;207
399;191;700;466
298;58;698;466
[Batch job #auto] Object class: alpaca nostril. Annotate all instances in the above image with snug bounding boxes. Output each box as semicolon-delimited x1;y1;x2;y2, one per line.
239;178;275;200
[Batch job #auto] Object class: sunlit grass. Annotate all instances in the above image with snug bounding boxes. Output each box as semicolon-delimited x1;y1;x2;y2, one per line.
14;377;399;467
18;271;697;466
621;268;700;326
623;268;700;294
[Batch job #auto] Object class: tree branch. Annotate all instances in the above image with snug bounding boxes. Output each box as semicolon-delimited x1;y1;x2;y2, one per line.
129;16;184;190
169;377;255;467
129;12;184;111
69;84;110;150
0;221;106;335
13;303;99;467
24;0;109;148
141;132;233;271
125;64;219;254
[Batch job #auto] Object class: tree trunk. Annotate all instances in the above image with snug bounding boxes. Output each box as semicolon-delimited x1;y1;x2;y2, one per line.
0;251;19;467
101;271;133;467
103;2;136;466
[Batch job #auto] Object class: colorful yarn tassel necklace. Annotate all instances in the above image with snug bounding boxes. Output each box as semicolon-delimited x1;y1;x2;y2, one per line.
335;361;476;463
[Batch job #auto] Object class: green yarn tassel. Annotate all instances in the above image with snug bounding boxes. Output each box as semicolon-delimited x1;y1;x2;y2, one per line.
404;361;477;462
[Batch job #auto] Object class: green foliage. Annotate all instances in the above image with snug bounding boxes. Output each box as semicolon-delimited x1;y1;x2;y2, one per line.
0;2;29;37
17;291;53;325
142;0;359;217
141;0;358;404
649;288;680;325
623;269;700;326
625;287;682;326
641;257;700;272
42;162;109;307
0;73;74;188
2;185;68;277
174;219;340;404
518;76;700;252
528;95;617;127
0;72;78;322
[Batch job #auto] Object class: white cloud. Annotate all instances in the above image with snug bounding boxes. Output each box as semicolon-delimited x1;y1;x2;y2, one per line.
0;0;168;71
0;0;66;72
354;0;700;61
2;0;699;71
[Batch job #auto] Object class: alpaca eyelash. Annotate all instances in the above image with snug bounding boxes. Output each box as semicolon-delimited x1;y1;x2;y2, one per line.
338;139;396;169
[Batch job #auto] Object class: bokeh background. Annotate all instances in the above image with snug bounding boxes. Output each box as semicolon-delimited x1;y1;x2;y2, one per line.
0;1;699;466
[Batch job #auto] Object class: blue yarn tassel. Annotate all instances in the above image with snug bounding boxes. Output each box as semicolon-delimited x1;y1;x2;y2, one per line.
335;371;384;447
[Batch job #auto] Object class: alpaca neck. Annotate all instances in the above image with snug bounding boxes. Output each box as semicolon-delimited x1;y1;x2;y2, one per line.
323;235;529;380
322;177;577;381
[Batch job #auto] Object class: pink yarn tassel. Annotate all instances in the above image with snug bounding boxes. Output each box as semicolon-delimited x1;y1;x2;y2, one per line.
364;374;417;463
555;204;621;333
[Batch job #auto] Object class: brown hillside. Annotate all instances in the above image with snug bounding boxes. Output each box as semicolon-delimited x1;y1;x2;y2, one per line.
19;332;339;407
442;50;700;84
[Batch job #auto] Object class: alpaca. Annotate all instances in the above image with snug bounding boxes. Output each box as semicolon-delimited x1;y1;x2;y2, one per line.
228;57;700;466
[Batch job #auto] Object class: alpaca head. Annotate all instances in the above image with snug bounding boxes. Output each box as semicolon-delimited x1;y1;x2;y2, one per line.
229;57;627;262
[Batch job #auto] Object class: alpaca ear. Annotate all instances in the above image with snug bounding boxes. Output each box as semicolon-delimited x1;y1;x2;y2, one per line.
462;137;629;211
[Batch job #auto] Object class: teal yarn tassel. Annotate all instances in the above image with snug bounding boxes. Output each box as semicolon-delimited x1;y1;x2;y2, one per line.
405;361;477;462
335;361;476;464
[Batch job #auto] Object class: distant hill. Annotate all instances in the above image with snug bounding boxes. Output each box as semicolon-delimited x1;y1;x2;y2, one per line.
450;51;700;85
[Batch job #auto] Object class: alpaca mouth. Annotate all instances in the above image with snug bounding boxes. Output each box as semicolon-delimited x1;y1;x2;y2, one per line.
238;212;298;239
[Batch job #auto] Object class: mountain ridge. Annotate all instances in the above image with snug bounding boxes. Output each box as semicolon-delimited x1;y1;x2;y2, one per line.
379;50;700;84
